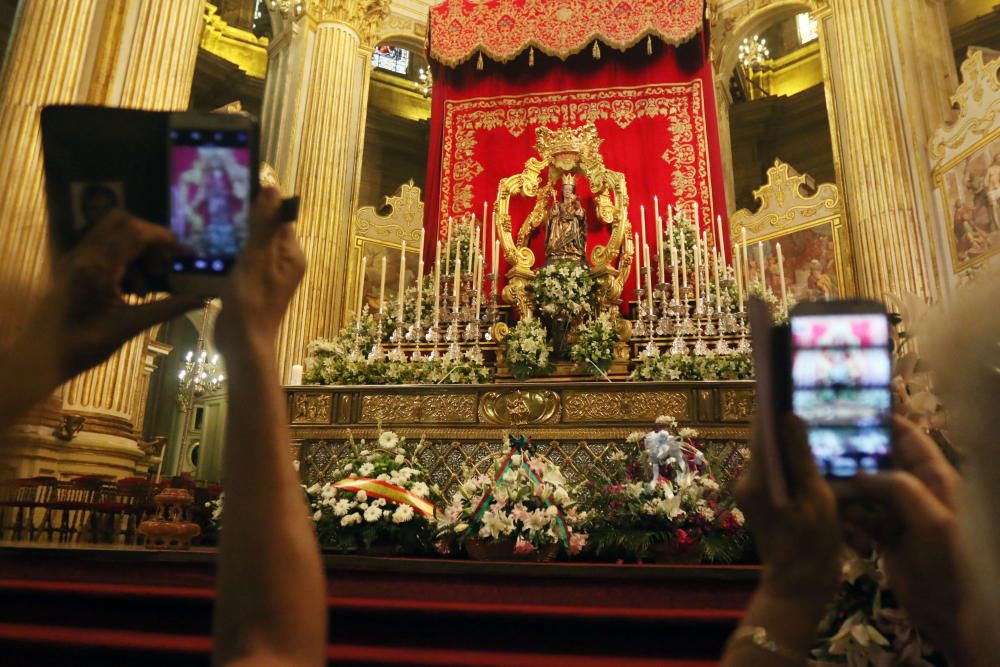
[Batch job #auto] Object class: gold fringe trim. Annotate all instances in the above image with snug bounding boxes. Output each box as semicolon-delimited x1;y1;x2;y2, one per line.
592;40;600;59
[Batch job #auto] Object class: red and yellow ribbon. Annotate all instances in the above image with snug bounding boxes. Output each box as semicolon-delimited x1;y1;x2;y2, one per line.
333;477;438;518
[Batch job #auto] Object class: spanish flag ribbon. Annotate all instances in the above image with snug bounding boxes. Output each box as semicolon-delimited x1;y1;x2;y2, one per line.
333;477;438;518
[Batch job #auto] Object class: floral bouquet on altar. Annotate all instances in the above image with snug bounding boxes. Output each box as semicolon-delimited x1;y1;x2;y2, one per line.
305;430;443;555
570;311;621;377
578;416;747;563
436;435;587;561
501;316;553;380
531;261;595;319
631;352;754;382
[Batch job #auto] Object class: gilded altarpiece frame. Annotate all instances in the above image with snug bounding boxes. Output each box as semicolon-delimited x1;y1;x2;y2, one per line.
730;160;852;300
347;182;425;319
930;50;1000;280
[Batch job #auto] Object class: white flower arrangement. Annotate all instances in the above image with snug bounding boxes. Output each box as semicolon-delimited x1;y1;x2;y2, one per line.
502;316;553;380
569;312;621;376
531;261;596;319
438;437;587;557
631;352;754;382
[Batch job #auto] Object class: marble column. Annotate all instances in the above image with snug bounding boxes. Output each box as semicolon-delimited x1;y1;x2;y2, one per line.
262;0;391;380
816;0;956;300
0;0;203;478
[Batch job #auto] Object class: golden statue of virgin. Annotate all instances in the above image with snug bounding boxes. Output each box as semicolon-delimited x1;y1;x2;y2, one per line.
545;173;588;265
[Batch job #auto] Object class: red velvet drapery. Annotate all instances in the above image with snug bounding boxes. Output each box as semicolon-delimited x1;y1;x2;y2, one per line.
422;22;729;303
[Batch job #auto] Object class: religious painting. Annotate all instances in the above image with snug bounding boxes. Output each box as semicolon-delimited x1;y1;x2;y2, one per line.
352;238;421;317
936;131;1000;272
749;219;845;302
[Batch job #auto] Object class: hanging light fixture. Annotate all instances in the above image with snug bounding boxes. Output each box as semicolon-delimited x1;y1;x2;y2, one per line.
738;35;770;71
418;66;433;98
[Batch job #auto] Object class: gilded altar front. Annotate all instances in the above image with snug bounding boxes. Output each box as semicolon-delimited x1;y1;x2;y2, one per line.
287;381;755;497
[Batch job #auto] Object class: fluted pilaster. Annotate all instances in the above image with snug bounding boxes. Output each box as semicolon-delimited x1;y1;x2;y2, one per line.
265;0;390;378
818;0;954;300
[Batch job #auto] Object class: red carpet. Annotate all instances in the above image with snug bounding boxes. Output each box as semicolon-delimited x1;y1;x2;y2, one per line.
0;544;758;666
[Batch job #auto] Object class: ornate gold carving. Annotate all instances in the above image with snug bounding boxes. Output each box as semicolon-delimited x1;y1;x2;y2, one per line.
930;50;1000;163
354;181;425;244
359;394;478;424
303;0;391;44
479;390;561;426
720;389;755;422
202;2;268;79
291;393;334;425
730;160;840;237
563;390;689;422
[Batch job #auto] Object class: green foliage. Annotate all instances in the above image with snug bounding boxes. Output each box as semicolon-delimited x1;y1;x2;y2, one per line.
502;317;554;380
631;352;754;382
569;312;621;376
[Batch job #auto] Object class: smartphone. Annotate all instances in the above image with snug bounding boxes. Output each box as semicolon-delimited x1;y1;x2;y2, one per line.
789;300;893;492
166;112;258;294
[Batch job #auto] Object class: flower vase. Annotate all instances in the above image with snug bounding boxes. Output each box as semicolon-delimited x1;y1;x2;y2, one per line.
545;314;573;361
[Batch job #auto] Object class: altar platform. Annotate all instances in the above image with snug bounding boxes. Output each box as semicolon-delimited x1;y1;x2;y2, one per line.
0;542;757;666
285;380;756;492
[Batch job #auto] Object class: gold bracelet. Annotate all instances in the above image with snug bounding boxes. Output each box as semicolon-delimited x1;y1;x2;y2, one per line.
731;625;804;663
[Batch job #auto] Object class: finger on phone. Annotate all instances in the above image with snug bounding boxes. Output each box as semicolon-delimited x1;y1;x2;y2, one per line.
853;470;951;530
778;413;822;497
891;415;960;509
247;187;284;245
118;296;203;341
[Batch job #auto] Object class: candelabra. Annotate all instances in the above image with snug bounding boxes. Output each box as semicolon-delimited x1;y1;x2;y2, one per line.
173;301;225;477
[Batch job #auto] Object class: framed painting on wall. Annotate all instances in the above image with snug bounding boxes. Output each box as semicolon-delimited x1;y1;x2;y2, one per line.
744;217;846;301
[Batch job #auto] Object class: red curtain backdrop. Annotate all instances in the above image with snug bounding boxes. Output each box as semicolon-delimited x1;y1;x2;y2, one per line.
423;24;729;302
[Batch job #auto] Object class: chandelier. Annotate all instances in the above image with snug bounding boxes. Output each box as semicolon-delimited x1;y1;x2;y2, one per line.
178;349;225;397
268;0;304;19
418;66;432;97
738;35;769;70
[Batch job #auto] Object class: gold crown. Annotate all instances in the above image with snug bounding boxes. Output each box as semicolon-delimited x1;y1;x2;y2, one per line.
561;172;576;186
535;123;602;160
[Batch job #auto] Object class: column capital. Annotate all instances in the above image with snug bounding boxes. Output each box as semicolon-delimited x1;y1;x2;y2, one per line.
307;0;391;43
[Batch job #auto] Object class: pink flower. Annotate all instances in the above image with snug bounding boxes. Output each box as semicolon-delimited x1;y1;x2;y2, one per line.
435;540;451;556
567;532;588;556
675;528;698;549
511;503;531;524
514;539;536;555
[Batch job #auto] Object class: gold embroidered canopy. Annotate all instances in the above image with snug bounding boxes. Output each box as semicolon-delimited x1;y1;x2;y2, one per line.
428;0;705;67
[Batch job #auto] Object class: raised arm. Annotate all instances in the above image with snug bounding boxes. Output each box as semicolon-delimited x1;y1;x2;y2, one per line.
212;188;325;667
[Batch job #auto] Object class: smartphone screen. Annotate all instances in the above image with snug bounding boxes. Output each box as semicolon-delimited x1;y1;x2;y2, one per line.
790;308;893;478
168;126;252;274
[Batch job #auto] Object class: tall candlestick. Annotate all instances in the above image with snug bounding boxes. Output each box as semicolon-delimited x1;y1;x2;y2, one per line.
714;244;722;312
453;258;461;315
433;251;441;326
716;215;726;265
474;254;483;320
757;243;766;288
417;228;425;275
692;201;699;231
471;225;480;277
445;217;453;274
656;216;665;285
654;195;660;229
492;239;500;295
741;228;750;289
703;233;711;304
776;242;788;307
633;232;641;292
681;227;688;289
643;243;654;313
397;241;407;322
356;255;367;318
415;258;424;328
378;255;387;315
669;227;678;291
734;249;744;311
640;205;647;257
694;232;701;308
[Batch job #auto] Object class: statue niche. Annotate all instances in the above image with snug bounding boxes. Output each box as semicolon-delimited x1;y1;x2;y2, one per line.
545;173;588;266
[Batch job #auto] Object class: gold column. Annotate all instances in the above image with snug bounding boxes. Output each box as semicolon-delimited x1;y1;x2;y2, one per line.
817;0;955;300
264;1;390;379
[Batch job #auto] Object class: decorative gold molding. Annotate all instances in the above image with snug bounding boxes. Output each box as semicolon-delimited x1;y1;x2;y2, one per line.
563;389;689;422
305;0;391;44
359;394;479;424
929;49;1000;165
479;389;561;426
291;393;334;425
730;160;840;237
201;1;268;79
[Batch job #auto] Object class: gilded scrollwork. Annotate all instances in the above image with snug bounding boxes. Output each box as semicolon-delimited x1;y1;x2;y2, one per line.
479;389;561;426
720;389;756;422
730;160;841;238
563;390;689;422
291;392;333;425
359;394;478;424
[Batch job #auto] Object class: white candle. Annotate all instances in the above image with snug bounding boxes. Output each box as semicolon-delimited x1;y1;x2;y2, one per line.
703;233;711;304
378;255;387;315
654;195;660;230
417;228;425;275
289;364;303;386
776;242;788;307
757;243;766;288
469;225;478;275
643;243;654;313
453;258;461;315
735;249;745;312
492;239;500;296
669;227;678;290
633;231;641;292
397;241;407;322
716;215;726;265
741;228;750;290
694;230;701;308
356;255;367;318
415;258;424;328
445;217;453;275
640;205;647;258
681;227;688;289
433;249;441;326
714;242;722;312
656;216;665;285
474;254;483;320
693;201;699;231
